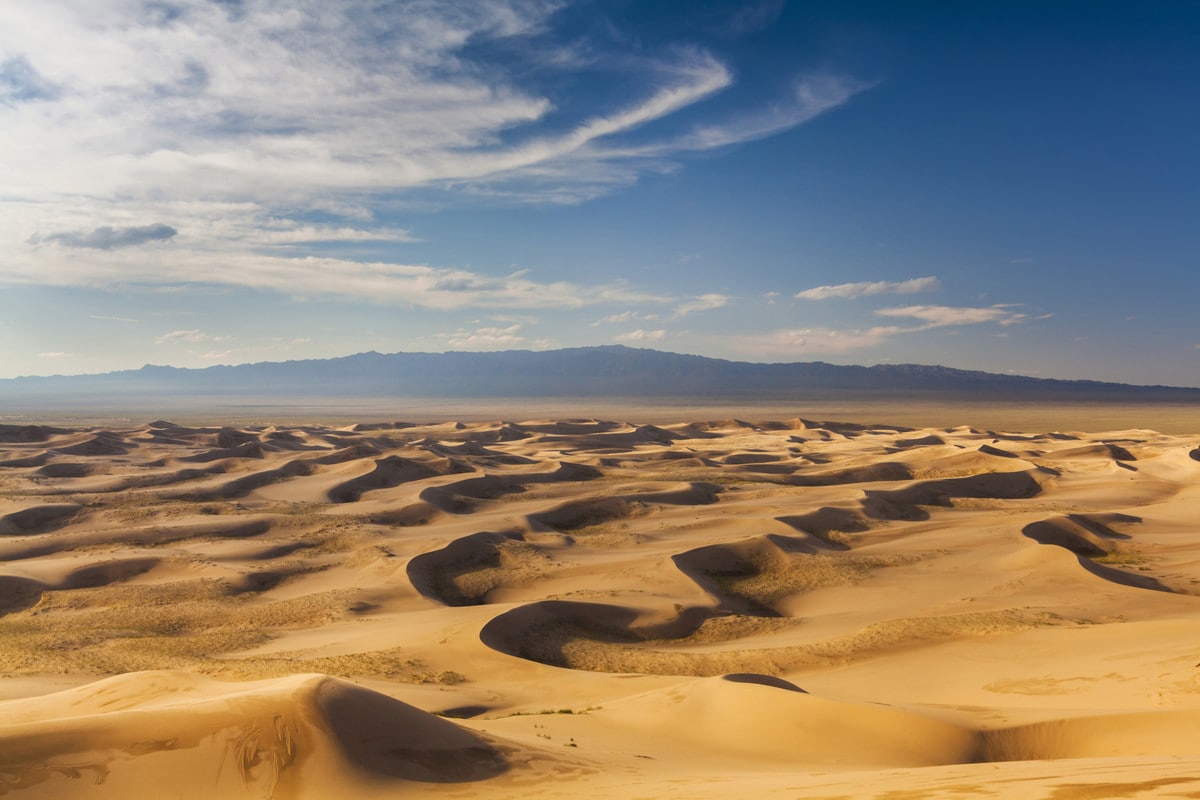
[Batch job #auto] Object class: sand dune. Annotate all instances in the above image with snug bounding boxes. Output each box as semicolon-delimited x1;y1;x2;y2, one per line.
2;416;1200;797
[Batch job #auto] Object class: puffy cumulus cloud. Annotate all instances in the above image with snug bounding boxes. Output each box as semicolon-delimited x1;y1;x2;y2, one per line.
874;304;1028;327
613;329;667;343
795;276;940;301
673;293;729;318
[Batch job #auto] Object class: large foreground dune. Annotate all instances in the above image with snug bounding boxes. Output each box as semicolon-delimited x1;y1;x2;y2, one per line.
1;416;1199;798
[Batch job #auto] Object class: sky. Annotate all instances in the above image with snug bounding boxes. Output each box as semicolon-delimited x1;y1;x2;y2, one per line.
1;0;1198;386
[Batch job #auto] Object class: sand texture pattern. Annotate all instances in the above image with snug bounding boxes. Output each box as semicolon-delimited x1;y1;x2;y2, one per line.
1;417;1200;798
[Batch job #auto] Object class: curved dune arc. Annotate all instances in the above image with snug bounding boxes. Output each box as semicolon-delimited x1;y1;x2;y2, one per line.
1021;516;1180;593
173;460;315;501
479;600;720;670
327;455;473;504
528;481;721;531
406;529;548;606
861;469;1043;521
418;461;603;513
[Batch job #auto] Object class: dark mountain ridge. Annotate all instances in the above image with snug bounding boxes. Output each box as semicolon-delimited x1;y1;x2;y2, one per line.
3;346;1198;402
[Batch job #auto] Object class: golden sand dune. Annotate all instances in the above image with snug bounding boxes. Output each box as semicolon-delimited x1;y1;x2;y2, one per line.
1;417;1200;798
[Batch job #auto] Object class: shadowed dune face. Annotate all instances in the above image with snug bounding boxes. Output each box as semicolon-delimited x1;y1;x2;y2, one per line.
0;575;45;615
316;679;509;782
0;503;83;535
2;416;1200;797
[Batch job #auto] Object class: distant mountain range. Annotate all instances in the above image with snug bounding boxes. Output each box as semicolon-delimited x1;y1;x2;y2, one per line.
3;346;1198;405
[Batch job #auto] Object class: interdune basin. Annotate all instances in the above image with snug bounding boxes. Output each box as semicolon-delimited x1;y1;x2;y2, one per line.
1;417;1199;799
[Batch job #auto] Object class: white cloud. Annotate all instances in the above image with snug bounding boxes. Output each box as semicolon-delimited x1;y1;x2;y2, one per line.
874;304;1027;327
35;351;71;358
0;3;835;212
3;243;666;309
595;311;640;325
736;304;1042;357
673;293;729;318
795;276;940;301
737;326;905;355
90;314;138;323
660;74;872;155
154;329;233;345
0;2;867;305
244;224;416;246
613;329;667;343
440;323;530;349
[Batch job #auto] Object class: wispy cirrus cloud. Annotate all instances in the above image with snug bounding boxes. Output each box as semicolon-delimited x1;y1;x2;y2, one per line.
660;74;872;156
0;1;866;306
874;304;1030;327
0;3;847;208
3;243;666;310
795;276;940;301
154;329;232;345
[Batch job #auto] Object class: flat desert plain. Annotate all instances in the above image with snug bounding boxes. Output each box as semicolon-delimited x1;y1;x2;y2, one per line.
1;417;1199;799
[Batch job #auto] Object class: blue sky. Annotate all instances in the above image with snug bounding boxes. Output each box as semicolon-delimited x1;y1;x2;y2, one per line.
1;0;1197;385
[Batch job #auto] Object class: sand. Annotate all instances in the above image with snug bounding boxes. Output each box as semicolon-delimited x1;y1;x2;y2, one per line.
1;416;1199;798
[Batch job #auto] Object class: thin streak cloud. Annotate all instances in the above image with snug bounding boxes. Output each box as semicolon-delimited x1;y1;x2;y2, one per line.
795;276;940;301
